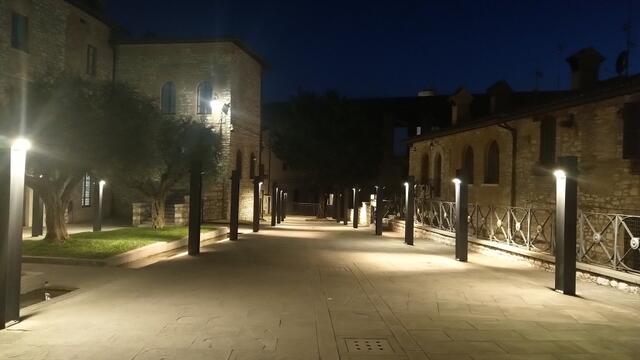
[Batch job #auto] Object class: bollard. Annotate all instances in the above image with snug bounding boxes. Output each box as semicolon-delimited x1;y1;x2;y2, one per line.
375;186;384;236
554;156;578;295
188;161;203;255
404;176;415;245
252;176;262;232
230;170;240;241
453;169;468;262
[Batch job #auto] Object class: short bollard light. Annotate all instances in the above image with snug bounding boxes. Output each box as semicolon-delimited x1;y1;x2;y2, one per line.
553;157;578;296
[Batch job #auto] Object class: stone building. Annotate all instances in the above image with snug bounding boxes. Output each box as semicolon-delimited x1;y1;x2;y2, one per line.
407;47;640;271
0;0;264;226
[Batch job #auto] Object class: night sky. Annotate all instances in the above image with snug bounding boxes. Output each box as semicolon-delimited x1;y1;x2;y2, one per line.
106;0;639;103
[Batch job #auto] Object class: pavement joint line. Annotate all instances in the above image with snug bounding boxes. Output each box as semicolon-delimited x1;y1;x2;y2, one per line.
349;262;424;354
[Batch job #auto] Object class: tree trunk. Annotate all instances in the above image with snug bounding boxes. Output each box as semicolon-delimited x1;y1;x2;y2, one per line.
42;193;69;243
151;195;166;229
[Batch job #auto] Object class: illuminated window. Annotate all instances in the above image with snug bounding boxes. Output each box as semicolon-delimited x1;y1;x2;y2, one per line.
86;45;97;76
81;174;93;208
11;12;28;52
196;81;212;114
485;141;500;184
161;82;176;114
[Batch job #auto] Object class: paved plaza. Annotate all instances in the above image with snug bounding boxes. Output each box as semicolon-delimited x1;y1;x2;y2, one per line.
1;216;639;359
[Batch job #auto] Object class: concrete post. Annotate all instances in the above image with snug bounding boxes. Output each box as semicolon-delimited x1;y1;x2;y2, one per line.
343;188;349;225
454;169;468;262
93;180;105;232
31;189;43;237
405;176;415;246
554;156;578;295
375;186;384;236
271;184;277;227
188;162;203;255
230;170;240;241
352;187;359;229
252;176;262;232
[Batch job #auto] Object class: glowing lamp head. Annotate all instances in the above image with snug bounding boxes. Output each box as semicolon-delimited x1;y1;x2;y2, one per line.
12;137;31;151
403;182;409;187
553;169;567;179
210;99;224;113
452;178;462;185
99;180;107;186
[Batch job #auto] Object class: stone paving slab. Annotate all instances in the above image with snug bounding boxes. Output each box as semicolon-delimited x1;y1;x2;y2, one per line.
1;217;639;359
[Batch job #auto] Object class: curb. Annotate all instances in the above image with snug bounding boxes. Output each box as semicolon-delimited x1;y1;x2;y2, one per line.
23;227;229;267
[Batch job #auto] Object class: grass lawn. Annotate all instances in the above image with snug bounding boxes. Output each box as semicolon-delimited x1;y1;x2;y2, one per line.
23;225;217;259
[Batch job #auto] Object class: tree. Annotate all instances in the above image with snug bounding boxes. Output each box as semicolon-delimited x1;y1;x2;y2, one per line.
268;91;383;217
109;115;222;229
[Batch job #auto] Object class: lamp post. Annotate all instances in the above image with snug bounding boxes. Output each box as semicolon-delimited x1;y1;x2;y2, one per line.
554;156;578;295
404;176;415;246
375;185;384;236
453;169;468;262
93;180;106;232
1;138;31;329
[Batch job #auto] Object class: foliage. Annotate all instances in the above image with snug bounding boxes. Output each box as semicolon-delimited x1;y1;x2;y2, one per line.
22;225;217;259
269;91;383;189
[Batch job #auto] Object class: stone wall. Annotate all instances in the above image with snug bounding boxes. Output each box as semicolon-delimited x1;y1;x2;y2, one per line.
409;91;640;214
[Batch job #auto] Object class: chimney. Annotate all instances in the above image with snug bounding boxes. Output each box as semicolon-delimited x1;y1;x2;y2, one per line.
449;88;473;126
486;80;512;113
566;47;604;90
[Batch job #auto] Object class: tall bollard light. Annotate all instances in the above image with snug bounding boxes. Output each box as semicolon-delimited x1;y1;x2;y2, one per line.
277;189;283;224
375;185;384;236
352;187;359;229
230;170;240;241
93;180;106;232
31;189;43;237
554;156;578;296
1;138;31;328
188;162;203;255
343;188;349;225
253;177;262;232
453;169;468;262
271;184;278;227
283;192;287;221
404;176;415;246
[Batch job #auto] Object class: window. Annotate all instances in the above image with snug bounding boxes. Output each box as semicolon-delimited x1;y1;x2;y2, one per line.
11;12;28;52
86;45;97;76
623;103;640;159
161;82;176;114
462;146;474;184
539;117;556;165
434;153;442;197
196;81;213;114
421;154;429;185
485;141;500;184
235;150;242;178
81;174;93;207
250;153;257;178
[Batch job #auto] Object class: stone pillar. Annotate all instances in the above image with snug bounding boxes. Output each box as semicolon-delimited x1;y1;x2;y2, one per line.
454;169;468;262
554;156;578;295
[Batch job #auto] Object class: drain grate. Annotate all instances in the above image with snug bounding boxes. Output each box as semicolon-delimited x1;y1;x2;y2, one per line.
345;338;394;354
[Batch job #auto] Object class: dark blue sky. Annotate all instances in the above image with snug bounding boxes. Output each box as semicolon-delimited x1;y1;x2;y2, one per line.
106;0;638;103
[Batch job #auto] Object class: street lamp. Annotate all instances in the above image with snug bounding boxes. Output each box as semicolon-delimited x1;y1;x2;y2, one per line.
452;169;468;262
93;180;106;232
1;137;31;329
554;157;578;295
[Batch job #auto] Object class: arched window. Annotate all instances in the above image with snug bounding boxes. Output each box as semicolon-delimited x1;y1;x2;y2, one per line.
462;146;474;184
196;81;213;114
421;154;430;185
485;141;500;184
161;82;176;114
235;150;243;178
250;153;257;179
434;153;442;197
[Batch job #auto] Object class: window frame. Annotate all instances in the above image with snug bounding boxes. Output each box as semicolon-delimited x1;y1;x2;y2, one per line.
196;81;213;115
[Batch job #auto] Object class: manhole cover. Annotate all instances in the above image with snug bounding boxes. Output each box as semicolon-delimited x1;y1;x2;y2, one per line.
345;338;394;354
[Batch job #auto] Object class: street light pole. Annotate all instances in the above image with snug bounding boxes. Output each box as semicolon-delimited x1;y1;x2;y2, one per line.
554;156;578;295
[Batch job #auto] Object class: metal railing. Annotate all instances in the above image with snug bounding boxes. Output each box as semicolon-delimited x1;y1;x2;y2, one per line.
403;196;640;274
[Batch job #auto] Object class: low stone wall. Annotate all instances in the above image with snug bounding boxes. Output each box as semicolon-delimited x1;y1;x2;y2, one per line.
389;219;640;295
174;204;188;226
132;203;150;226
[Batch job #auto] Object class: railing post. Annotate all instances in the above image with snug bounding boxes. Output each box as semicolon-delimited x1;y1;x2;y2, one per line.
188;161;203;254
553;156;578;296
613;215;619;270
454;169;468;262
375;186;384;236
405;176;415;246
271;183;277;227
353;187;359;229
229;170;240;241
